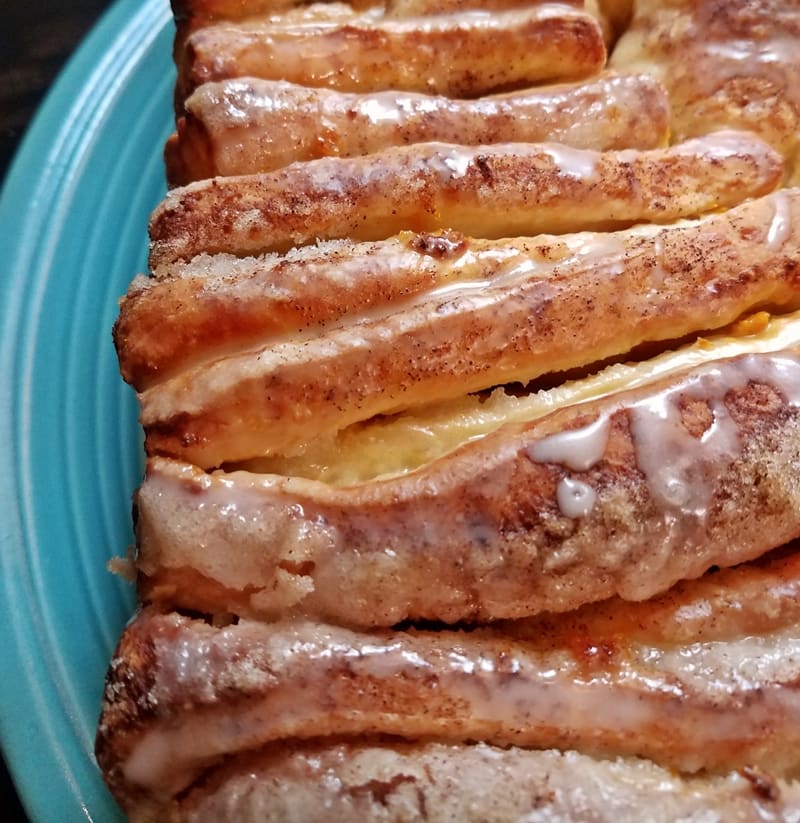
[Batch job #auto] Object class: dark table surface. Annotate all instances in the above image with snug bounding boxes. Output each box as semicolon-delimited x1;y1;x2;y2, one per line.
2;3;113;819
1;1;112;177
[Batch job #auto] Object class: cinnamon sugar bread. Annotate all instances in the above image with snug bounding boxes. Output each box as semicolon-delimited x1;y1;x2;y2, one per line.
98;0;800;819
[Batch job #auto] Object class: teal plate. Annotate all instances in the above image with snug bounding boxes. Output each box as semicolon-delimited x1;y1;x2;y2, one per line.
0;1;173;819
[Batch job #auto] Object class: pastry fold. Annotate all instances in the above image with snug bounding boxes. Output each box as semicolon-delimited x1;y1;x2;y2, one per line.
99;548;800;811
152;741;800;823
149;131;782;266
137;337;800;625
611;0;800;181
138;189;798;467
165;72;670;184
176;5;606;103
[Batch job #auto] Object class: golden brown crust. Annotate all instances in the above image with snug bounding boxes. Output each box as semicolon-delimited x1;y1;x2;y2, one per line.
99;4;800;817
164;126;212;186
95;614;160;812
171;3;375;111
137;350;800;625
118;235;460;388
139;189;799;466
611;0;800;181
165;73;670;185
101;548;800;809
170;0;603;87
155;741;800;823
511;545;800;646
176;6;605;104
149;131;782;268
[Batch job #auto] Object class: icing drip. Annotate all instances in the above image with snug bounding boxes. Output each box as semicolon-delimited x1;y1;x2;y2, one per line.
629;352;800;557
651;232;668;290
557;477;597;518
767;191;793;252
527;414;610;471
542;143;598;180
526;351;800;525
630;373;741;514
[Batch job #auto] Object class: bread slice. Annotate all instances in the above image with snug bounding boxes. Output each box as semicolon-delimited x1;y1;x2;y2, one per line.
138;187;796;467
611;0;800;182
175;5;606;104
149;131;781;266
99;547;800;813
128;742;800;822
137;323;800;625
165;72;670;184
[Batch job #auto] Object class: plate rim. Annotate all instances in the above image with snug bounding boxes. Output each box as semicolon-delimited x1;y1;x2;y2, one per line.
0;0;171;819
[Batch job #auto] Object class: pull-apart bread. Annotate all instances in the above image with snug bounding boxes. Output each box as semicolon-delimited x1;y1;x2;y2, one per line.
98;0;800;819
611;0;800;184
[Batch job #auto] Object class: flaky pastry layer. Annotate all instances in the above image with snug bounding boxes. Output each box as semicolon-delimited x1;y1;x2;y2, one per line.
166;72;669;184
149;131;781;266
101;548;800;812
138;345;800;625
139;188;797;466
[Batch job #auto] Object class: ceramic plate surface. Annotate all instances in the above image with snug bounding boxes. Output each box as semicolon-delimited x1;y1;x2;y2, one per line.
0;1;173;818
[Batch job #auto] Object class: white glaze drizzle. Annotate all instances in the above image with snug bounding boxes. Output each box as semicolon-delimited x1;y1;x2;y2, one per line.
442;150;474;178
525;351;800;525
427;144;486;182
767;190;793;252
666;130;765;161
427;142;602;184
557;476;597;518
651;232;668;289
121;616;800;794
563;228;632;263
542;143;598;180
700;36;800;110
527;414;610;471
629;352;800;548
357;95;407;125
630;374;740;513
740;352;800;405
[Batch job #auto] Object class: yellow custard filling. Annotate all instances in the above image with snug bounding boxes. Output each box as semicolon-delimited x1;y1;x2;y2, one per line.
237;309;800;486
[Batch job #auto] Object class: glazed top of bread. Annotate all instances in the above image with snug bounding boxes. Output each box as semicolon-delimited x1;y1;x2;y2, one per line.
165;71;669;183
100;548;800;809
138;187;795;468
137;336;800;625
611;0;800;182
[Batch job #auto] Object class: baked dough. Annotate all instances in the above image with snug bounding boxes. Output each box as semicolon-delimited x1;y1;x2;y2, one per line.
97;0;800;816
139;189;797;467
176;5;606;103
149;131;781;266
611;0;800;182
100;548;800;812
137;342;800;625
165;72;670;184
156;742;800;823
